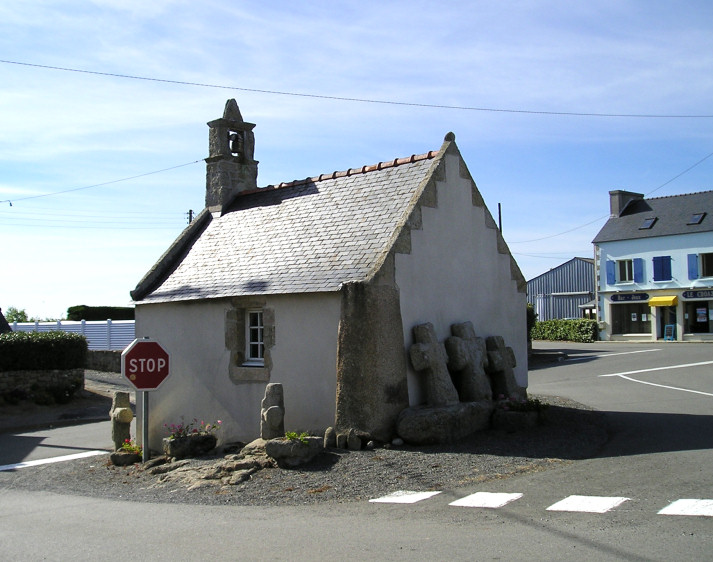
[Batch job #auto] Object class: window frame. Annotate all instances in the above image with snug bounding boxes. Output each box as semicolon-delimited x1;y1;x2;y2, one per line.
617;259;634;283
244;309;265;366
702;253;713;278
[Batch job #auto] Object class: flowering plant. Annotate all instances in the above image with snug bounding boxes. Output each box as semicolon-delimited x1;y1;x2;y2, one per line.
494;395;549;413
120;438;142;457
164;418;222;440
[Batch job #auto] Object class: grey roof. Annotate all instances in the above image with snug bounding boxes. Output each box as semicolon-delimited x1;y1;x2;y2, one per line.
592;190;713;244
133;150;441;304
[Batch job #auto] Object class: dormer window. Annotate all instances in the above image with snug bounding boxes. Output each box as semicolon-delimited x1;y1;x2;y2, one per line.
639;217;657;230
688;212;706;225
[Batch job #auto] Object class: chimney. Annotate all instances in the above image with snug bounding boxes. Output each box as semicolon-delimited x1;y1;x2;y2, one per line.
205;99;258;216
608;190;643;217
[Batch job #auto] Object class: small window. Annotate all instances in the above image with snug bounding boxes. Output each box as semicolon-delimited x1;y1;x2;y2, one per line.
688;212;706;225
617;259;634;282
245;310;264;365
702;253;713;277
639;217;657;230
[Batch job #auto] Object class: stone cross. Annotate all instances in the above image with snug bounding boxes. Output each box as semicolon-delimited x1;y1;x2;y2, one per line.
444;321;492;402
409;323;459;406
110;391;134;451
260;383;285;440
485;335;526;401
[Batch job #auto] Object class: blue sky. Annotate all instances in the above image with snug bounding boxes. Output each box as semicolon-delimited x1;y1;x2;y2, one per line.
1;1;712;319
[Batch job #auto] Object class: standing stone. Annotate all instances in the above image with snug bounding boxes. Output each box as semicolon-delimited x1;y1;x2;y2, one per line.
110;391;133;451
485;336;526;401
409;323;459;406
444;321;492;402
260;383;285;440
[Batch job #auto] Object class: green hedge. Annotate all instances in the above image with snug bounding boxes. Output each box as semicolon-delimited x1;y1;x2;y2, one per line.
0;331;88;371
530;318;598;343
66;305;134;321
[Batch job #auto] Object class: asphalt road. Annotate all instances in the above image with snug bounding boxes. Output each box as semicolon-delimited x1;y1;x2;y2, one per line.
0;342;711;560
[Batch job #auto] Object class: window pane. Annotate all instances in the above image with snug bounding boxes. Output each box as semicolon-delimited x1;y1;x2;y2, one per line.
702;253;713;277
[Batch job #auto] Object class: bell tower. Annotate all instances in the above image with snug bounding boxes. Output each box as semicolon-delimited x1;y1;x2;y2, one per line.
205;99;258;215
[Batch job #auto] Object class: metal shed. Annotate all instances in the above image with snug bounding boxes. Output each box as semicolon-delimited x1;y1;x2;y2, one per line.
526;257;595;321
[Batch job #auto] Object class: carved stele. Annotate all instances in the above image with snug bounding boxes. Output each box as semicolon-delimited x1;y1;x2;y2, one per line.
110;391;133;451
444;321;492;402
485;335;526;401
409;323;459;406
260;383;285;440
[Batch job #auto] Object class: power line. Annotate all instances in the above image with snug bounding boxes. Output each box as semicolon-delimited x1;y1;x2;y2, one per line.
509;148;713;244
0;160;202;205
3;58;713;119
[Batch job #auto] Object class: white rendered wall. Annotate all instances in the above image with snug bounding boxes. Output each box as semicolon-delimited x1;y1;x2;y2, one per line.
395;152;527;405
135;292;341;451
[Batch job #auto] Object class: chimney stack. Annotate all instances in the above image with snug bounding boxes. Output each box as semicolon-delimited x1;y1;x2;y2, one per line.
608;190;643;217
205;99;258;216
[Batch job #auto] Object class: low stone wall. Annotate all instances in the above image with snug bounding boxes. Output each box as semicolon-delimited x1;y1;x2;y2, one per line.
86;350;121;373
0;368;85;394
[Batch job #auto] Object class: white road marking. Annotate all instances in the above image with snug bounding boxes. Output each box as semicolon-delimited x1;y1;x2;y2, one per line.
369;490;442;504
0;450;108;472
568;349;661;362
449;492;523;508
546;495;630;513
597;360;713;397
658;499;713;517
599;360;713;378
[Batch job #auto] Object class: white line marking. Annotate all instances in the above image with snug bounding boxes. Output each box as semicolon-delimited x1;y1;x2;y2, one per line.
603;374;713;397
0;450;108;472
568;349;661;362
546;495;630;513
369;490;441;504
659;499;713;517
599;360;713;378
449;492;523;508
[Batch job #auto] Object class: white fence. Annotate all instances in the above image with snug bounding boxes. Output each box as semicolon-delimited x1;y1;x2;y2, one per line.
10;320;135;351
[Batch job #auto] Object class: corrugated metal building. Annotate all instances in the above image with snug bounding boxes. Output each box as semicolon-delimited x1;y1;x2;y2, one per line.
527;257;595;321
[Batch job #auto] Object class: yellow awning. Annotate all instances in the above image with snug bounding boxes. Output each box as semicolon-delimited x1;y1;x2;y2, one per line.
648;296;678;307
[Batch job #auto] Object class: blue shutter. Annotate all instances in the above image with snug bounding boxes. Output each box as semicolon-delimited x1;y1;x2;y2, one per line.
633;258;644;283
688;254;699;280
653;256;672;281
606;260;616;285
662;256;672;281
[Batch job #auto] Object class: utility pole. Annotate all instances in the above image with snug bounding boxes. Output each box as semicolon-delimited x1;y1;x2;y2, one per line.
186;209;194;224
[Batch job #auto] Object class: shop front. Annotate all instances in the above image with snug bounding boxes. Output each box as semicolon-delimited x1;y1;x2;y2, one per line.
682;290;713;341
607;293;652;340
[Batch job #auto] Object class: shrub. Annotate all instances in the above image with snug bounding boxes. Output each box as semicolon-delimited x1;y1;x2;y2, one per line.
66;305;134;321
0;331;88;371
526;304;538;340
530;318;597;343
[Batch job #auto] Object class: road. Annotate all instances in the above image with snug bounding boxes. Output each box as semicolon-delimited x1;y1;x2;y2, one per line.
0;342;711;560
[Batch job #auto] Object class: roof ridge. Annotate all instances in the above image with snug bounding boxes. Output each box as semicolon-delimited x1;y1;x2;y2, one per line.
647;189;713;201
238;150;438;197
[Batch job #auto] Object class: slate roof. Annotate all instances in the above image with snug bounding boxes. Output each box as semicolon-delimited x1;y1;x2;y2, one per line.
133;150;441;303
592;190;713;244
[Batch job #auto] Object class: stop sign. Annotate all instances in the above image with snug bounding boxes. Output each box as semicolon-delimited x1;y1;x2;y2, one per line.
121;338;171;391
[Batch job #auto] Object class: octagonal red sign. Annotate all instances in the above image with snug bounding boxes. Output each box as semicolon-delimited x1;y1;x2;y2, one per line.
121;338;170;391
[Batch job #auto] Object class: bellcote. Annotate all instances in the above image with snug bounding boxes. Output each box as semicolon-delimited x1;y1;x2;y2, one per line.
205;99;258;216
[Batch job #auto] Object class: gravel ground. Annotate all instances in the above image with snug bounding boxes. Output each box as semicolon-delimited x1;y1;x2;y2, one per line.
0;375;609;506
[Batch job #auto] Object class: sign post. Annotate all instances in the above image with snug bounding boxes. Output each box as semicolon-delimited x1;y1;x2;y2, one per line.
121;338;171;462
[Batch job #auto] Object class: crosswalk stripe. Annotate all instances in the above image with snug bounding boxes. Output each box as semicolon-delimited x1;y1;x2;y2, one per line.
658;499;713;517
546;495;630;513
449;491;523;508
369;490;442;504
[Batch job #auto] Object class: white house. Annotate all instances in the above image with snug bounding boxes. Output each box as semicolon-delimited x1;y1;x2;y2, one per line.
593;189;713;342
130;100;527;451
